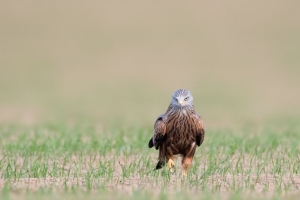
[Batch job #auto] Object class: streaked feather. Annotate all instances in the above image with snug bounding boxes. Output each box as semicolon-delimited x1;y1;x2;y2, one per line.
148;89;205;175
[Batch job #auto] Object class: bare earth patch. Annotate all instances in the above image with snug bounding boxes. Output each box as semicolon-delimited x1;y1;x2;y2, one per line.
1;154;300;199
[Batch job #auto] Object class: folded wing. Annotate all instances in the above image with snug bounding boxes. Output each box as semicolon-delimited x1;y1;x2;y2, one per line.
148;116;167;150
195;114;205;146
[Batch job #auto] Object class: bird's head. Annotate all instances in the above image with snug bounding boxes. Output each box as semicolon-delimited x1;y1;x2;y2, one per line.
171;89;194;108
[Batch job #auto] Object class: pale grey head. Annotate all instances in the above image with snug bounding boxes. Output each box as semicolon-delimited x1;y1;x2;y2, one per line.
171;89;194;109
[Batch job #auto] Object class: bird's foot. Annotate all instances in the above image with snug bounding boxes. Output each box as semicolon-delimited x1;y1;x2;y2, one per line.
182;169;187;176
167;159;175;172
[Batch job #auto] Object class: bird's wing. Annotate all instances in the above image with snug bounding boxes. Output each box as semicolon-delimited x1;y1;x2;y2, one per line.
148;115;167;150
195;114;205;146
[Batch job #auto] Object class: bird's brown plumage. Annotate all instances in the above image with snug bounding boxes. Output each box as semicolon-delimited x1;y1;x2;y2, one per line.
148;89;205;175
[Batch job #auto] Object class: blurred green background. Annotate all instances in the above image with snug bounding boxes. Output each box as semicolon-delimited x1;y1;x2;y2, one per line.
1;1;300;129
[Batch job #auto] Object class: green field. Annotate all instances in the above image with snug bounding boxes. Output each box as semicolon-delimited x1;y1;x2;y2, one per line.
1;121;300;200
1;1;300;199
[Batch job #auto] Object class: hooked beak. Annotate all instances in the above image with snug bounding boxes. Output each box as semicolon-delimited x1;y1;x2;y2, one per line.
178;100;184;105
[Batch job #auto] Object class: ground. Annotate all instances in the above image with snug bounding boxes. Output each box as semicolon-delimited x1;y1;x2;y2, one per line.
0;121;300;200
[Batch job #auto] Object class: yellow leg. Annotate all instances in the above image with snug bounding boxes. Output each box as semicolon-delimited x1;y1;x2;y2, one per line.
167;158;175;172
182;157;193;176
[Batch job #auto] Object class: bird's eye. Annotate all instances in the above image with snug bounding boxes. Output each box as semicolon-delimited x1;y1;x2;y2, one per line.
184;97;189;101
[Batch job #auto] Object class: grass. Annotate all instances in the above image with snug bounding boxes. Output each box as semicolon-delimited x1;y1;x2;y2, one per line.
0;121;299;200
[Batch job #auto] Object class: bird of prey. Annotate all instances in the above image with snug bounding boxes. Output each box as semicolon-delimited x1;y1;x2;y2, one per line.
148;89;205;176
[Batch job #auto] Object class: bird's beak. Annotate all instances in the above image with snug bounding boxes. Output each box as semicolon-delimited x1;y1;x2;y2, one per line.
178;100;184;105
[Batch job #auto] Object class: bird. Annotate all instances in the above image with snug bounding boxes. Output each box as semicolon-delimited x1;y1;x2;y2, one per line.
148;89;205;176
